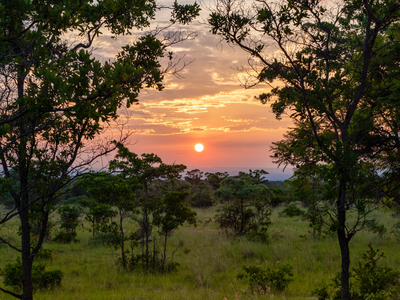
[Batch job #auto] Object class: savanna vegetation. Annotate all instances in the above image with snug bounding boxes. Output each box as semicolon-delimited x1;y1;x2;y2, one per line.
1;0;400;299
1;166;400;300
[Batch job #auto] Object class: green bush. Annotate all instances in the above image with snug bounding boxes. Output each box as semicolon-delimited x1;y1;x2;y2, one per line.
281;203;305;217
0;257;63;292
270;194;292;207
188;181;215;207
367;219;387;238
53;231;79;244
89;232;119;247
312;244;400;300
237;263;294;292
35;248;53;261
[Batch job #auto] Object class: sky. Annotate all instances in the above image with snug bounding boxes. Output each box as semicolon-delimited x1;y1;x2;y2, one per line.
94;1;294;180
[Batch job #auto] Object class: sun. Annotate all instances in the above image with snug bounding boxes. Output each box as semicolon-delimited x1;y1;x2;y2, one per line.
195;143;204;152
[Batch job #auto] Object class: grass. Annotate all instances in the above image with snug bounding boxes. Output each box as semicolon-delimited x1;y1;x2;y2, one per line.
1;204;400;300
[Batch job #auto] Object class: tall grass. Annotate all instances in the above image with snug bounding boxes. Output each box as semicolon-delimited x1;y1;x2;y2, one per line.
0;205;399;300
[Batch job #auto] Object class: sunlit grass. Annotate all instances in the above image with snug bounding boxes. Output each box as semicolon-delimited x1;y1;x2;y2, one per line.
0;204;399;300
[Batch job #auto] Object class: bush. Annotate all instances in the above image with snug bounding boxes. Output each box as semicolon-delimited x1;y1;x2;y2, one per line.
53;231;79;244
312;244;400;300
367;219;387;238
89;232;119;247
237;263;294;293
270;194;292;207
0;257;63;292
35;248;53;261
188;181;215;207
281;203;305;217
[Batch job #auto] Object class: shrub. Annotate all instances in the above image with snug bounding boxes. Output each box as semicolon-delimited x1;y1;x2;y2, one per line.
0;257;63;292
215;176;273;242
89;231;119;247
53;231;79;244
281;203;305;217
312;244;400;300
35;248;53;261
270;194;292;207
188;181;215;207
237;263;294;293
367;219;387;238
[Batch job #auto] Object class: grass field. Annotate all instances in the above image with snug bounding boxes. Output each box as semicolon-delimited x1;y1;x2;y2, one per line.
0;205;399;300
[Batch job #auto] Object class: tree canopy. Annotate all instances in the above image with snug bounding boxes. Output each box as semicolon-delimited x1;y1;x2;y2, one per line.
0;0;199;299
209;0;400;299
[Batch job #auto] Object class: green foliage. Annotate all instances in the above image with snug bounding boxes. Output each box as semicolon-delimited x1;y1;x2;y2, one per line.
153;186;196;273
0;257;63;292
209;0;400;296
57;205;82;236
0;0;199;296
85;203;117;236
269;187;292;207
108;144;189;271
281;203;305;217
312;244;400;300
88;232;120;247
184;169;204;185
215;173;273;242
391;220;400;239
188;181;215;207
237;263;294;292
35;248;53;261
303;203;325;238
205;172;229;190
367;219;387;238
53;232;79;244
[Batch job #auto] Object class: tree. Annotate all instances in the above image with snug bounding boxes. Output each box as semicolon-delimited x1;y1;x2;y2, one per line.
215;171;273;242
80;172;138;269
188;181;215;207
205;171;229;190
209;0;400;299
53;205;82;243
108;144;187;271
153;186;196;273
184;169;204;185
0;1;199;299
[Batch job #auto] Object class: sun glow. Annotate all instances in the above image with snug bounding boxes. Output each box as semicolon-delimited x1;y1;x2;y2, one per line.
195;143;204;152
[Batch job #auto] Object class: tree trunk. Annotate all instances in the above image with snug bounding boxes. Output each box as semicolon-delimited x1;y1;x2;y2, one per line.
144;183;149;269
162;232;168;274
20;206;33;300
337;180;350;300
118;208;126;269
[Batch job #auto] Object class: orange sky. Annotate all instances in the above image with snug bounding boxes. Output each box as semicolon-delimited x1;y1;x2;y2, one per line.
95;6;294;180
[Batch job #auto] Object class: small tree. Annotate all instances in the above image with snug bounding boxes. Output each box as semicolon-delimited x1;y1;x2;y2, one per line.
205;171;229;190
53;205;82;243
85;203;117;237
153;187;196;273
215;171;273;242
80;172;139;269
109;144;187;270
188;181;215;207
184;169;204;185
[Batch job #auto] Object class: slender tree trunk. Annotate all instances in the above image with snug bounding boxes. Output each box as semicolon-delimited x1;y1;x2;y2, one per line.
144;183;149;269
20;201;33;300
118;208;126;269
153;236;156;270
337;180;350;300
18;63;34;300
162;232;168;274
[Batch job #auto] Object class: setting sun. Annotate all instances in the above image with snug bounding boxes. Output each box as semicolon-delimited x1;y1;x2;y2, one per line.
195;143;204;152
